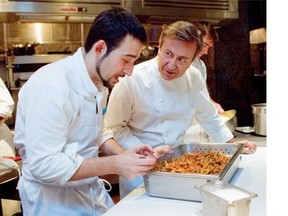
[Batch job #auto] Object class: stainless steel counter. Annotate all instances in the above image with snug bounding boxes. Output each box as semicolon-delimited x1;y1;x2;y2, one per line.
233;131;266;147
184;127;266;147
104;147;267;216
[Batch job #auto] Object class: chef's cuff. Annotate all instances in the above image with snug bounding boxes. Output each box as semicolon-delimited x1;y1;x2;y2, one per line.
100;128;114;145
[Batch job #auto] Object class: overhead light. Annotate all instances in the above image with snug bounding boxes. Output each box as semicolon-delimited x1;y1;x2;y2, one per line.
16;13;66;22
68;15;95;22
15;13;96;23
249;28;266;44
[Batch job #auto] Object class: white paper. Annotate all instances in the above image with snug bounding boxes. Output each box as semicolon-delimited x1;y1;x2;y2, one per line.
212;188;250;202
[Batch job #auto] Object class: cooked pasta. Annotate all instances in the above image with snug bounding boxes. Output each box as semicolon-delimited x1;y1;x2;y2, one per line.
152;152;230;174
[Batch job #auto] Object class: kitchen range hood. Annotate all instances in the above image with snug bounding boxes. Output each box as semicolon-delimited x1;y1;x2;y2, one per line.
0;0;239;25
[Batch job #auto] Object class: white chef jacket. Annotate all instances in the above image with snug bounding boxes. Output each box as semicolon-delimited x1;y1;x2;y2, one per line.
14;48;114;215
0;77;15;155
105;57;233;198
105;57;232;149
192;58;207;81
185;58;215;143
185;59;209;143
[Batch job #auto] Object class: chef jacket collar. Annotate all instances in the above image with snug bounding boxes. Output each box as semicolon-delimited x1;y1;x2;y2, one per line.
74;48;108;96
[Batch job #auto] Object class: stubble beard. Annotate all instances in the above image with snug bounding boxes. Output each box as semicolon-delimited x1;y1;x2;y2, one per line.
95;59;109;88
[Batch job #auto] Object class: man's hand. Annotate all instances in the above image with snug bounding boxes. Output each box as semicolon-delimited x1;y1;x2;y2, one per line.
153;145;173;158
239;140;257;154
214;102;225;114
116;144;157;179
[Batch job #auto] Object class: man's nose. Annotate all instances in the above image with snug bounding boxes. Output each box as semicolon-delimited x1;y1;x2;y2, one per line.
167;58;177;70
123;65;134;76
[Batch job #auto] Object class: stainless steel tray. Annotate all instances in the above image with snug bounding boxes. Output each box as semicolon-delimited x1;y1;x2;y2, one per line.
144;143;243;201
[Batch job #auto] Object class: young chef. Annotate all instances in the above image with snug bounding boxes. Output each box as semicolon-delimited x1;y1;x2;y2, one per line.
104;21;257;199
13;7;157;215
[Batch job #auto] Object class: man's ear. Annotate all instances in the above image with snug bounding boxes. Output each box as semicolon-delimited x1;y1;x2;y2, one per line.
94;40;107;58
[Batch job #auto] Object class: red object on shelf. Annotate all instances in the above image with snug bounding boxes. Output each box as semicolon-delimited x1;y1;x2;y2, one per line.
2;156;22;161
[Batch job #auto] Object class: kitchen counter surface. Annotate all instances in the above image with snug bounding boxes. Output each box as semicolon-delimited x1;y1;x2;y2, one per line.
183;127;266;147
104;147;266;216
233;131;266;147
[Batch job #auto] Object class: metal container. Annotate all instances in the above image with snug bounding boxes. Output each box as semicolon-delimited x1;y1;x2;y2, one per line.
221;109;237;133
144;143;244;201
252;103;266;136
195;181;257;216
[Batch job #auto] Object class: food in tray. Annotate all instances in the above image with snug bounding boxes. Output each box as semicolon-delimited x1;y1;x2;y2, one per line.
152;152;230;174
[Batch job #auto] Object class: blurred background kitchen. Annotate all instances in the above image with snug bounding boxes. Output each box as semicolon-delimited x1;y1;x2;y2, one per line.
0;0;266;129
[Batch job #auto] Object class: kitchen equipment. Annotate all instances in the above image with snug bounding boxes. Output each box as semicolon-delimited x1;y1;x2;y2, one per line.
11;42;39;56
195;181;257;216
235;126;255;134
141;45;155;57
144;143;243;201
251;103;266;136
0;0;239;25
220;109;237;133
7;54;69;88
48;47;72;55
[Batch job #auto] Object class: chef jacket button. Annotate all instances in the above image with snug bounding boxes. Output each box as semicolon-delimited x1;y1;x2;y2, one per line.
159;99;163;103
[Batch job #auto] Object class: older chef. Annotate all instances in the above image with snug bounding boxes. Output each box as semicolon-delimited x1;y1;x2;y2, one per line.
14;7;156;216
104;21;257;199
